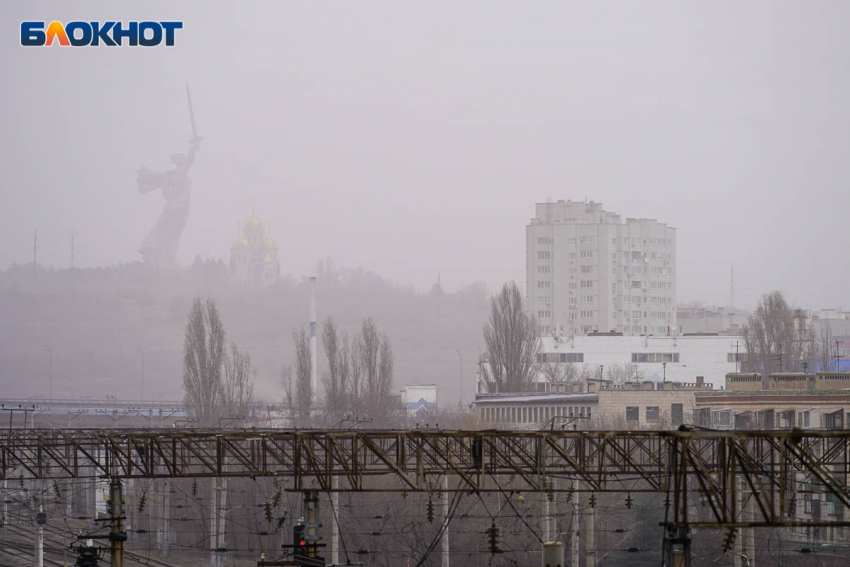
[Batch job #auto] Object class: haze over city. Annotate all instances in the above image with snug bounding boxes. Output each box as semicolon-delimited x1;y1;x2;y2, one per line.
5;3;850;567
3;1;850;309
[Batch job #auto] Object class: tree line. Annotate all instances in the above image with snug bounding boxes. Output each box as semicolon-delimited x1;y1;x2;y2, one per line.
181;296;397;427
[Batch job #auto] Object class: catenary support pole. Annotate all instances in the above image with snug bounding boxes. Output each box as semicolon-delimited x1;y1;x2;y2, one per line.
35;495;43;567
210;478;217;567
331;476;339;565
218;478;227;567
571;478;579;567
734;476;743;567
586;488;595;567
109;479;125;567
441;474;449;567
746;484;755;566
163;479;170;559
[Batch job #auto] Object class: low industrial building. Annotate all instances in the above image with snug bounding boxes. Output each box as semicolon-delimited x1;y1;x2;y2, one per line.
477;333;748;393
473;372;850;431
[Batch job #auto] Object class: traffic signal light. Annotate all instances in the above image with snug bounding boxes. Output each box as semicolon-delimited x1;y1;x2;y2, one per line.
75;546;100;567
293;523;306;557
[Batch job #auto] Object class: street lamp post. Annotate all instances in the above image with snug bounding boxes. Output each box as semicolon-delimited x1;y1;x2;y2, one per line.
137;346;145;400
42;345;52;401
455;350;463;409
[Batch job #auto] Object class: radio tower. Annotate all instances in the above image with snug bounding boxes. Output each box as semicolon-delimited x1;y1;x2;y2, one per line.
71;231;75;269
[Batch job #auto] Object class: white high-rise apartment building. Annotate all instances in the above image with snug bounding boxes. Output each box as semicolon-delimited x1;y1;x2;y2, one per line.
527;200;676;336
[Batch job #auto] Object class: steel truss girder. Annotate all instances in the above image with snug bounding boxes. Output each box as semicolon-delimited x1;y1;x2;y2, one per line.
3;428;850;528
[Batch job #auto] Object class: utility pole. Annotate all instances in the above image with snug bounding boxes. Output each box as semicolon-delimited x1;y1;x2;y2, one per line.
441;474;449;567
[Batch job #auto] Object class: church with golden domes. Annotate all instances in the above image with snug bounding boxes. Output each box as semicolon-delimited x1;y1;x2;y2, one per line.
229;213;280;287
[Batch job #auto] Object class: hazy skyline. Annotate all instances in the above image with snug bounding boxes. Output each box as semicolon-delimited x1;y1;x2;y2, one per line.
3;2;850;309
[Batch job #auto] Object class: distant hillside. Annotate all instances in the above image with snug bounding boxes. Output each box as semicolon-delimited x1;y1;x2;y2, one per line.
0;260;489;408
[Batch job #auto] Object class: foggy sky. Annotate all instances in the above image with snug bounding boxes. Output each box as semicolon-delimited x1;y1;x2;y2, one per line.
2;1;850;309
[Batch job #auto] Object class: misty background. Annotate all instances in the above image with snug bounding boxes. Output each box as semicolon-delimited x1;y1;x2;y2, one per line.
2;1;849;400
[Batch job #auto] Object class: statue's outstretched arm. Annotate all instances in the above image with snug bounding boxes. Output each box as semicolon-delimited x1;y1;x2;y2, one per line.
181;138;201;173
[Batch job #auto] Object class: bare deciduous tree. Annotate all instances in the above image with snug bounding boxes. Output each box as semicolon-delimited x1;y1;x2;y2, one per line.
359;318;395;421
292;326;314;426
321;317;351;422
604;363;643;386
816;320;835;372
221;342;256;425
481;281;539;392
182;297;226;426
183;297;256;427
742;291;814;377
538;359;581;388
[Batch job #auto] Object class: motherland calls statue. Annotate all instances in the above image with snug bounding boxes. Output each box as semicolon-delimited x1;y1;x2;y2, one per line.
137;84;201;267
137;138;200;266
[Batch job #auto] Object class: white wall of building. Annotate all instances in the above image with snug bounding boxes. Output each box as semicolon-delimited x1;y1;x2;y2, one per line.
401;384;438;414
535;334;746;389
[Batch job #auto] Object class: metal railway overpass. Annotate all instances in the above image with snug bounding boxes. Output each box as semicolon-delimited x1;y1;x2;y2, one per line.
2;427;850;531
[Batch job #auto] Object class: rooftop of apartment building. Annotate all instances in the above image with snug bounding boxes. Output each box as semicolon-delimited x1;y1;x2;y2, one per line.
528;200;674;227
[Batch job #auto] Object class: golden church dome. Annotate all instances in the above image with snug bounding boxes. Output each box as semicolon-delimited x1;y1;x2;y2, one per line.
262;254;273;265
245;214;262;229
231;235;249;249
262;236;277;249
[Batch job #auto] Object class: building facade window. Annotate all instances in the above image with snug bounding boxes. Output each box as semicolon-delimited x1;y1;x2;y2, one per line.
631;353;680;363
626;407;639;422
